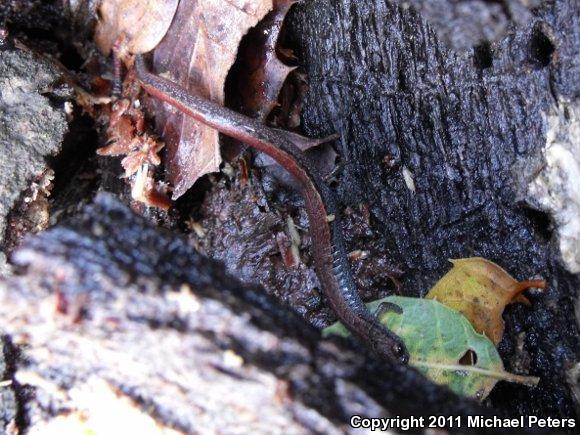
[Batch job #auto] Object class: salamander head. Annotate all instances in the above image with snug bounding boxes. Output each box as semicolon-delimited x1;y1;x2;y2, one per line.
390;342;410;365
372;329;410;364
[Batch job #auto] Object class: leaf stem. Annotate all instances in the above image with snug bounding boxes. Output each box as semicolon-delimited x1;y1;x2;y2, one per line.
411;361;540;386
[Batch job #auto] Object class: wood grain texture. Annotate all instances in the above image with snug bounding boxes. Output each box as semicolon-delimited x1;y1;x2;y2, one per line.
287;0;579;421
0;194;519;433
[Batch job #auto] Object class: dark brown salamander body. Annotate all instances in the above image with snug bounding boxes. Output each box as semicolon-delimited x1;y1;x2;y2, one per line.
135;55;409;364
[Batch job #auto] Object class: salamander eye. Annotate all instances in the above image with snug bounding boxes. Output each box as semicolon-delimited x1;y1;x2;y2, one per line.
393;343;409;364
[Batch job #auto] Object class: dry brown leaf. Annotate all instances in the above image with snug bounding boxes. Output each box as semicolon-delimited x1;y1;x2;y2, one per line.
95;0;303;202
227;0;338;182
94;0;179;55
230;0;299;119
151;0;276;199
426;257;546;345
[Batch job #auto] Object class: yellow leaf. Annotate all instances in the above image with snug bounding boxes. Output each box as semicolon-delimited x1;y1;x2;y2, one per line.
426;257;545;345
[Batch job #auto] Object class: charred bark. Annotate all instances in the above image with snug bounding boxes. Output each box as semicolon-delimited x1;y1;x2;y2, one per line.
287;0;579;420
0;0;577;431
0;194;538;433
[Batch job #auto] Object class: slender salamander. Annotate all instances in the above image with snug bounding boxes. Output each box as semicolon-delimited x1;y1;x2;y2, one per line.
135;54;409;364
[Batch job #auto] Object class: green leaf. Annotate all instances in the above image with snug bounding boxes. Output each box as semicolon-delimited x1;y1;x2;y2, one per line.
323;296;538;400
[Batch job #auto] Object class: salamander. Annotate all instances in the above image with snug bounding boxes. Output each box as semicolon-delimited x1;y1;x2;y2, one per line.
135;54;409;364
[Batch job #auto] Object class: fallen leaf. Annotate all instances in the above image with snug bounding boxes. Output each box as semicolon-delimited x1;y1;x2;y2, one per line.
323;296;539;400
273;70;307;129
253;131;339;188
229;0;299;119
426;258;545;345
151;0;275;199
228;1;340;181
94;0;179;55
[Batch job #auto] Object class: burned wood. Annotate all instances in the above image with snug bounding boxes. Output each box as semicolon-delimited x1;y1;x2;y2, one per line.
0;194;535;433
288;0;579;421
0;0;576;431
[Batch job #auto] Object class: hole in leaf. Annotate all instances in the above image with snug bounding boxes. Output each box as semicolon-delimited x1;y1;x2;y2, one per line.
473;41;493;69
530;23;555;67
459;349;478;366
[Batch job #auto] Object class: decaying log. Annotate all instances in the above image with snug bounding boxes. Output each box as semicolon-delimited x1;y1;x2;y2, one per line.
288;0;579;421
0;48;68;274
0;194;535;433
0;0;577;431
